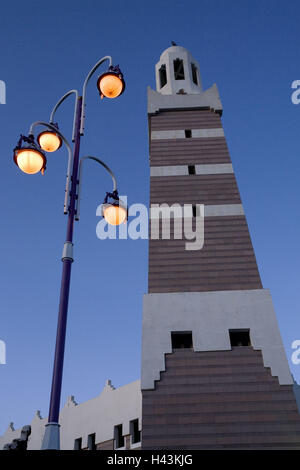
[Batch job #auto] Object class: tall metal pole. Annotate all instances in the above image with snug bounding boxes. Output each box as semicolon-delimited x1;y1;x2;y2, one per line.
41;97;82;450
39;55;119;450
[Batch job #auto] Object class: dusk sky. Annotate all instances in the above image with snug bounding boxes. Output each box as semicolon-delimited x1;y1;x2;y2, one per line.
1;0;300;435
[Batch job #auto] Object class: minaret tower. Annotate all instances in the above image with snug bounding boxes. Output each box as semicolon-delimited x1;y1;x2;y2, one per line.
141;45;300;449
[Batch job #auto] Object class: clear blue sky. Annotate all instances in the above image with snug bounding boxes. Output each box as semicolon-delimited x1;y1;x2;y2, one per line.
1;0;300;435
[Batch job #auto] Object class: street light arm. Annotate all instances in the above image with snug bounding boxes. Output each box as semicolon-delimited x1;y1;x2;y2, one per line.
49;90;79;142
80;56;113;135
75;155;118;221
29;121;73;214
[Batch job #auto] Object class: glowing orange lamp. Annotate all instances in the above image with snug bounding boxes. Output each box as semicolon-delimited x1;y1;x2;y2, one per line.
13;135;46;175
103;203;127;226
101;191;127;225
97;65;125;99
37;130;62;153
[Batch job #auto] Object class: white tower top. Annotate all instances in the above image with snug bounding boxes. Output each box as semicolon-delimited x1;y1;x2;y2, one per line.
148;44;222;115
155;45;202;95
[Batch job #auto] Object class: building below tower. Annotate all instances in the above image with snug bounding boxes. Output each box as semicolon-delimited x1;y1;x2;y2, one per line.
0;380;142;450
1;374;300;450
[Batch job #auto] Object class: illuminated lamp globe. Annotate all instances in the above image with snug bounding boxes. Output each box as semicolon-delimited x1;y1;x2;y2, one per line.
14;148;46;175
37;131;62;152
97;72;125;99
102;202;127;226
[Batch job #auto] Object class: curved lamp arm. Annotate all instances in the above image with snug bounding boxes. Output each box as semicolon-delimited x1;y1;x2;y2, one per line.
29;121;73;214
49;90;79;142
76;155;117;221
80;56;112;136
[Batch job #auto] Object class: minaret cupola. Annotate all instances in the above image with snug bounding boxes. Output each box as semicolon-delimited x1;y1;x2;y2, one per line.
155;44;202;95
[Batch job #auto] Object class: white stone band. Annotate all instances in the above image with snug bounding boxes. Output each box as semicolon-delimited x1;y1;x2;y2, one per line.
151;128;224;140
150;163;233;177
204;204;244;217
195;163;233;174
141;289;293;389
149;204;242;219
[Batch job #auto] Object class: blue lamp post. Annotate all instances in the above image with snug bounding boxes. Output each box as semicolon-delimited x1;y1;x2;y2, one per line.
13;56;126;450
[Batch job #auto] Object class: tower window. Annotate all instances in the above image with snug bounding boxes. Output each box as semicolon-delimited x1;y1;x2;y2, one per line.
229;329;251;347
88;433;96;450
159;64;167;88
114;424;124;449
185;129;192;138
171;331;193;349
191;63;198;85
173;58;185;80
188;165;195;175
74;437;82;450
130;419;141;444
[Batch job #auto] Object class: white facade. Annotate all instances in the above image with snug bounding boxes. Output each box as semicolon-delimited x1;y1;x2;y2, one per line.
0;379;142;450
141;289;293;390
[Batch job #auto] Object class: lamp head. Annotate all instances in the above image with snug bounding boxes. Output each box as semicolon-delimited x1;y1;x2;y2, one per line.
13;134;47;175
97;65;125;99
37;126;62;153
102;190;127;226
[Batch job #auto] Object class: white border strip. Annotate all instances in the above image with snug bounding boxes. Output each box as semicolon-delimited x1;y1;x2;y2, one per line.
205;204;244;216
151;128;224;140
151;165;188;176
150;204;244;218
150;163;233;177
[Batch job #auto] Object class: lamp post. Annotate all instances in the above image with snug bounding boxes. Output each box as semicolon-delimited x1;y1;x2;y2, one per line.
13;56;126;450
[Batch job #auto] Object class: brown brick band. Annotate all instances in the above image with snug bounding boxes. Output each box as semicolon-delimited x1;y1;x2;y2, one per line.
148;215;262;293
142;348;300;449
150;109;223;130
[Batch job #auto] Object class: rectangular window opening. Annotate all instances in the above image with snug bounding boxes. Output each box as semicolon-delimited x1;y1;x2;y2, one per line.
159;64;167;88
114;424;124;449
185;129;192;138
229;329;251;347
174;58;185;80
188;165;195;175
88;433;96;450
130;419;141;444
171;331;193;349
191;63;198;85
74;437;82;450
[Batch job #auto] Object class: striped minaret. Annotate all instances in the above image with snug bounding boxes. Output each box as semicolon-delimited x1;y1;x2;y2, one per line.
141;45;300;449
